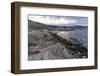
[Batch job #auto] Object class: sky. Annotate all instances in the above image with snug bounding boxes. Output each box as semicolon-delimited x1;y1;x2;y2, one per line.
28;15;88;26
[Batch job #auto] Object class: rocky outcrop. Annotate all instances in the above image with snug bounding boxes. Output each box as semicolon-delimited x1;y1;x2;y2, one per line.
28;30;74;60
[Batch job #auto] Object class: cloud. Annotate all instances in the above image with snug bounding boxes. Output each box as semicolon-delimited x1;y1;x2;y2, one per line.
52;18;76;25
28;15;87;26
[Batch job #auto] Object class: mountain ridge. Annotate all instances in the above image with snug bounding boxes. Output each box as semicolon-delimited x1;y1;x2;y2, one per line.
28;20;87;31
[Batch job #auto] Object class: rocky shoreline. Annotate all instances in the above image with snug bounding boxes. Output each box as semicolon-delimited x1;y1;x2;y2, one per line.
49;32;88;58
28;30;87;61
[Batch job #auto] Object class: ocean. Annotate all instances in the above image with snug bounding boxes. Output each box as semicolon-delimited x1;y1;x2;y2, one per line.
56;28;88;48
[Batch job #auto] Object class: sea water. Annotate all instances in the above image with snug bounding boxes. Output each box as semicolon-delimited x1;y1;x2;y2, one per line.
57;28;88;48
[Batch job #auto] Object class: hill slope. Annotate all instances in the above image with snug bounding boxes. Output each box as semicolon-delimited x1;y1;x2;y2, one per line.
28;20;87;31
